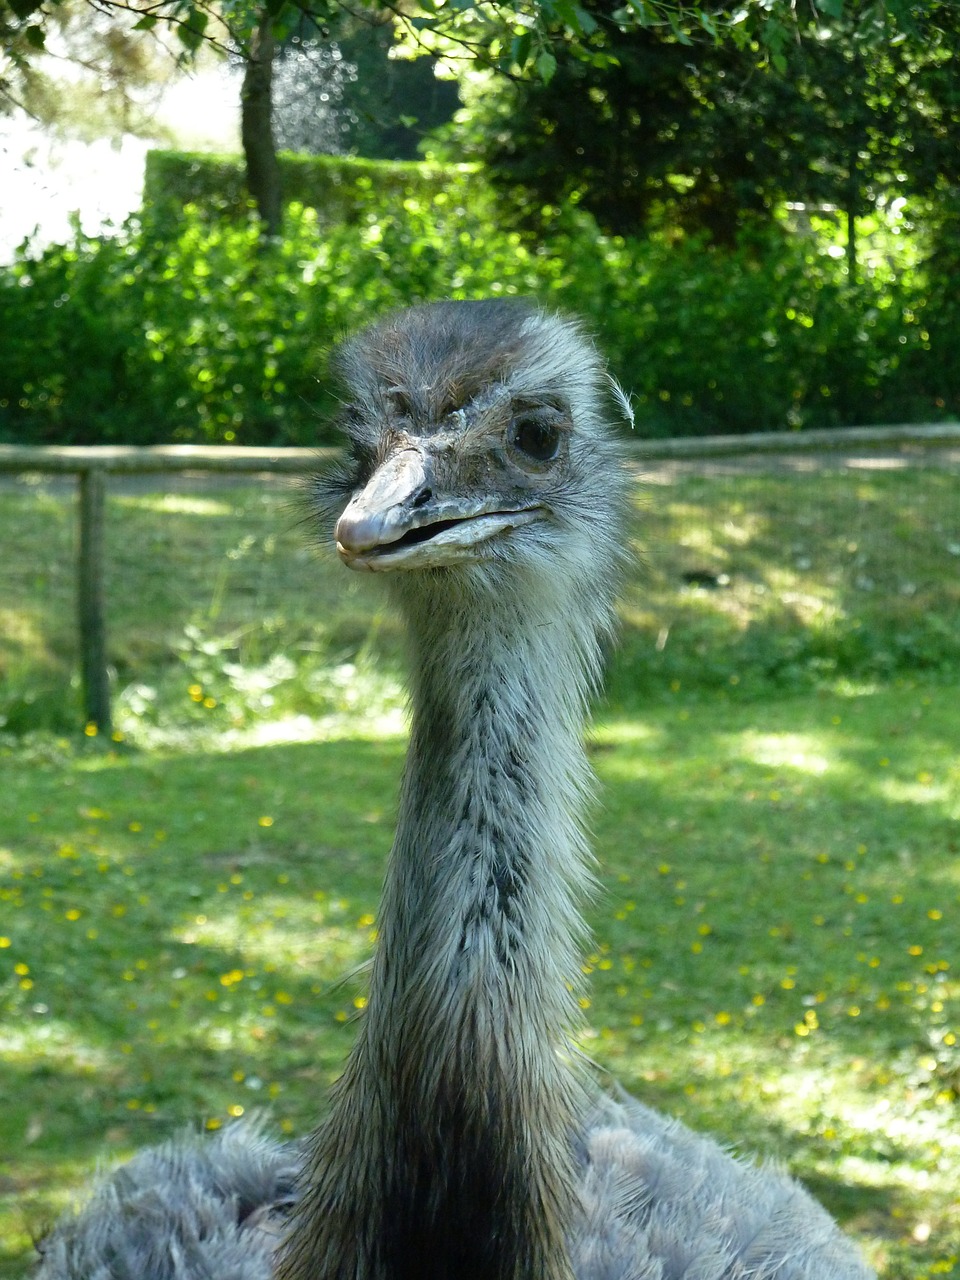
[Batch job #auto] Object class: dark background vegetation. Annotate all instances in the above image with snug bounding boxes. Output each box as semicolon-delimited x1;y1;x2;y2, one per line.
1;0;959;447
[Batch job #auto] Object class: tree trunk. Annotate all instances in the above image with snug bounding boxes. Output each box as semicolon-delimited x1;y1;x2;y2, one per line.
241;16;282;237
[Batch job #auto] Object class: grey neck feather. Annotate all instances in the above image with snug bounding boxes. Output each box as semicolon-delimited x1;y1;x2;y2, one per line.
279;563;611;1280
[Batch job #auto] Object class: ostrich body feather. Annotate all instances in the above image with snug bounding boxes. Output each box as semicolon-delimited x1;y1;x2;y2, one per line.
37;1105;872;1280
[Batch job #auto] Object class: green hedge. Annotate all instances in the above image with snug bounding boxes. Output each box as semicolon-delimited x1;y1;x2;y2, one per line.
143;149;484;230
1;173;956;445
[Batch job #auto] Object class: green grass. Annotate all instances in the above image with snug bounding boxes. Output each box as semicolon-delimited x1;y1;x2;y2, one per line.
1;465;959;1278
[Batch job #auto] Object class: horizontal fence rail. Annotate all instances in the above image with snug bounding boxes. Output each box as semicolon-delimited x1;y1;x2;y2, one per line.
0;444;335;474
626;421;960;458
2;424;960;476
1;424;958;735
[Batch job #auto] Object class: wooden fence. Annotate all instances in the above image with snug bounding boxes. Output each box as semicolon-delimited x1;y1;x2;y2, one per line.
0;446;331;736
2;425;959;735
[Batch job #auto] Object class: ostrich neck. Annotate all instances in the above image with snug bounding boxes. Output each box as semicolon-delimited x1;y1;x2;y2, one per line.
282;580;600;1280
385;591;595;1044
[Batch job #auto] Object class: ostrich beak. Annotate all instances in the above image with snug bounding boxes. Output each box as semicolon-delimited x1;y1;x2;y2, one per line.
335;447;431;562
335;443;540;572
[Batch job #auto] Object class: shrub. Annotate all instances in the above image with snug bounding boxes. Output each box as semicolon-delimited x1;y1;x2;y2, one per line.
142;149;485;234
0;176;954;445
0;191;552;445
569;224;930;435
0;222;159;442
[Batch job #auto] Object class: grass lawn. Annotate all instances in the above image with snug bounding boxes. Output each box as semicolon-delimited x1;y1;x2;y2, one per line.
1;462;959;1278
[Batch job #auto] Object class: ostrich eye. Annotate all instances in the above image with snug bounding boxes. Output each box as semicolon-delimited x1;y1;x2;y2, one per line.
507;409;564;463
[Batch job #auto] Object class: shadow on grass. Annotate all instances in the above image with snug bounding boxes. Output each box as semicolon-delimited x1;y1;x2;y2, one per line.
616;465;960;700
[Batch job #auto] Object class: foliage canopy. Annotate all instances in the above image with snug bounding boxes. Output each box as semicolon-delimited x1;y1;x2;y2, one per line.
439;0;960;246
3;0;953;103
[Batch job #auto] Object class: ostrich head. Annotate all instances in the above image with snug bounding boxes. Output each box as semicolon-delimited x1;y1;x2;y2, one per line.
315;299;628;624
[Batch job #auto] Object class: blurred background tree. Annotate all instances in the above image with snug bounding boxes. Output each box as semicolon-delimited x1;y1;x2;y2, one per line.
1;0;459;231
267;19;459;160
434;0;960;269
0;0;174;138
7;0;928;235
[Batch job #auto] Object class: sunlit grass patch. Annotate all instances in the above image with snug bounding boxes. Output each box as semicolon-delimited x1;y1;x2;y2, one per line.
124;494;239;517
172;894;377;977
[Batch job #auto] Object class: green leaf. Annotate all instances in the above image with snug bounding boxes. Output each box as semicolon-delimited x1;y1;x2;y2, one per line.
666;12;693;45
536;50;558;82
133;13;158;30
627;0;656;26
818;0;845;17
24;21;45;47
511;30;533;69
176;8;209;52
573;5;598;35
548;0;597;36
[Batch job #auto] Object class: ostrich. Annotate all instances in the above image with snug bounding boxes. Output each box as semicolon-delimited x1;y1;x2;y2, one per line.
34;299;874;1280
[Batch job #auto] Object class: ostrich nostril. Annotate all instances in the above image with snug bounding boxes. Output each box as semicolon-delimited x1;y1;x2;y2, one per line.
411;487;433;509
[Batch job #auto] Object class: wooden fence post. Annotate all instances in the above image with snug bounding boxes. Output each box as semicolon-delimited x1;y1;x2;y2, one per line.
77;467;112;737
